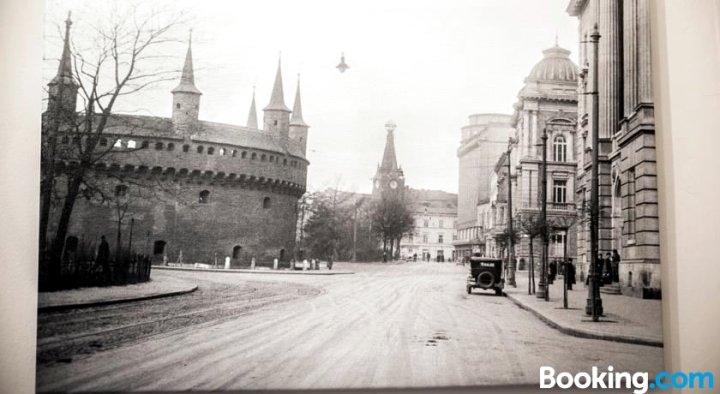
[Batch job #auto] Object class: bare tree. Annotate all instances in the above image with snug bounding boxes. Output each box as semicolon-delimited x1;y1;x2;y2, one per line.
41;4;187;281
519;213;547;295
370;194;415;261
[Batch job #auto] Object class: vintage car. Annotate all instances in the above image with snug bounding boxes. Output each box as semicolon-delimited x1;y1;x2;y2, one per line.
466;255;504;296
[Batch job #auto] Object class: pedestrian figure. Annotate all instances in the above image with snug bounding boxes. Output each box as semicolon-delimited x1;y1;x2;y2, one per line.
327;256;333;271
612;249;621;283
383;251;387;263
549;260;557;284
604;252;613;284
413;253;417;262
96;235;110;283
566;258;576;290
595;253;605;287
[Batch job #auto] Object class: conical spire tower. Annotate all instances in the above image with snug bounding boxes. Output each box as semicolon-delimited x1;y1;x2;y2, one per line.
247;87;258;129
263;55;291;138
290;76;308;127
172;31;202;134
47;11;79;114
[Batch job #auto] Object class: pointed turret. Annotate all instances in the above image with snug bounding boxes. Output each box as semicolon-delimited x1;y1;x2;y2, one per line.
263;56;291;138
47;11;78;115
290;77;308;127
264;58;290;112
289;76;310;155
247;87;258;129
172;31;201;135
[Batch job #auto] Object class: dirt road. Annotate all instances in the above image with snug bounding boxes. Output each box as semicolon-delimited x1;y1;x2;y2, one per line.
37;262;662;391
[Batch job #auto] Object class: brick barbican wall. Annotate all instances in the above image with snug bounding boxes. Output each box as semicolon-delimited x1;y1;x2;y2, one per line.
50;125;307;266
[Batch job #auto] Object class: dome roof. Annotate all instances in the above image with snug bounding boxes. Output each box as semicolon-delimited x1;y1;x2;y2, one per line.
527;45;578;83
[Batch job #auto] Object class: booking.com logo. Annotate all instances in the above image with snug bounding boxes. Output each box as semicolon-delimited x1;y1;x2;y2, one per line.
540;366;715;393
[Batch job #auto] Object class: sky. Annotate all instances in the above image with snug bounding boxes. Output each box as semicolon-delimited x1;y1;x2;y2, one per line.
44;0;578;195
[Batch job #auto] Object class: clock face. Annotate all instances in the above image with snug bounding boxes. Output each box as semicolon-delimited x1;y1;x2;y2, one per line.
390;180;398;189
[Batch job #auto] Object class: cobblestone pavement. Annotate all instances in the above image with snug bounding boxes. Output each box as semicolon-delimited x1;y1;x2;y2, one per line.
37;262;663;391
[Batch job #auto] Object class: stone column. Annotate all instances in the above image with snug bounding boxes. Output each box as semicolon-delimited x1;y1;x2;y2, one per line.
273;258;278;270
599;0;622;138
250;257;256;270
623;0;638;117
637;0;653;104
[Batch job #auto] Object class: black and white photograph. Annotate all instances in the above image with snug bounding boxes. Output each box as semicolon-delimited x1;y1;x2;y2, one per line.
36;0;666;391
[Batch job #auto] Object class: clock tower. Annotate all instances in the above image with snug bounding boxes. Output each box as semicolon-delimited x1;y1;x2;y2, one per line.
372;120;405;199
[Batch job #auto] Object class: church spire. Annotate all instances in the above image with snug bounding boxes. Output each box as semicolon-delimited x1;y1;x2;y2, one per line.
264;56;290;112
290;75;308;127
172;30;201;95
380;120;399;172
247;86;258;129
50;11;77;87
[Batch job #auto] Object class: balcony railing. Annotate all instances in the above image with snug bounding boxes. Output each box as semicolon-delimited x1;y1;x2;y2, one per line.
522;202;577;211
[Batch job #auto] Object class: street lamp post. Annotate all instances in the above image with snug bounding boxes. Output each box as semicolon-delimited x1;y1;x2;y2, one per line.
507;138;516;288
585;24;604;320
537;127;549;300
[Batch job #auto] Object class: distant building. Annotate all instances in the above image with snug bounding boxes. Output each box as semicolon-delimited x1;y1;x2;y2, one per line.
568;0;660;297
399;190;458;262
454;114;513;258
370;121;457;262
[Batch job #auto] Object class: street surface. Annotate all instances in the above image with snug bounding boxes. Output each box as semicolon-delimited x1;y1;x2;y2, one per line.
37;262;662;391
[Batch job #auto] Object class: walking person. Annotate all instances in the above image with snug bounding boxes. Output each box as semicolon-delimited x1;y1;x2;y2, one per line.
612;249;621;283
566;258;576;290
604;252;613;284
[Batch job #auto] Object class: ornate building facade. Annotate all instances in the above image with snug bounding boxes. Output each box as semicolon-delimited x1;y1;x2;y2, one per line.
45;17;309;265
510;44;580;271
568;0;660;297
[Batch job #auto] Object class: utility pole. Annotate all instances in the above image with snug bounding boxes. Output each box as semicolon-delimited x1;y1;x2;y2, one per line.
586;24;604;320
507;138;516;287
352;200;359;261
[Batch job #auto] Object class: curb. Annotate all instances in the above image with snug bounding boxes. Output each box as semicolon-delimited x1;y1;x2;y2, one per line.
503;292;664;348
153;266;355;275
38;285;199;313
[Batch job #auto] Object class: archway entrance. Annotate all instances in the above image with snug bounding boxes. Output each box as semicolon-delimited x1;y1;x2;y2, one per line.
232;245;242;259
153;240;166;256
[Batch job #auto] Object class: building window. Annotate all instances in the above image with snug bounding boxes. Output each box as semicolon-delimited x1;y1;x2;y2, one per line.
242;151;247;159
115;184;128;197
274;120;278;126
627;168;636;237
270;155;274;163
439;220;444;228
99;138;108;146
127;140;136;149
176;103;180;109
263;197;271;209
183;144;190;152
199;190;210;203
438;234;444;243
553;135;567;162
261;154;266;162
552;180;567;204
219;148;225;156
167;143;175;151
423;220;429;228
155;142;163;150
232;150;237;157
207;147;215;155
423;234;428;243
251;152;257;160
197;146;204;154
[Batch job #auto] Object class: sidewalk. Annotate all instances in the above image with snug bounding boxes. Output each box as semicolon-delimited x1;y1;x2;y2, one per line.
504;270;663;347
38;270;198;312
155;265;355;275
